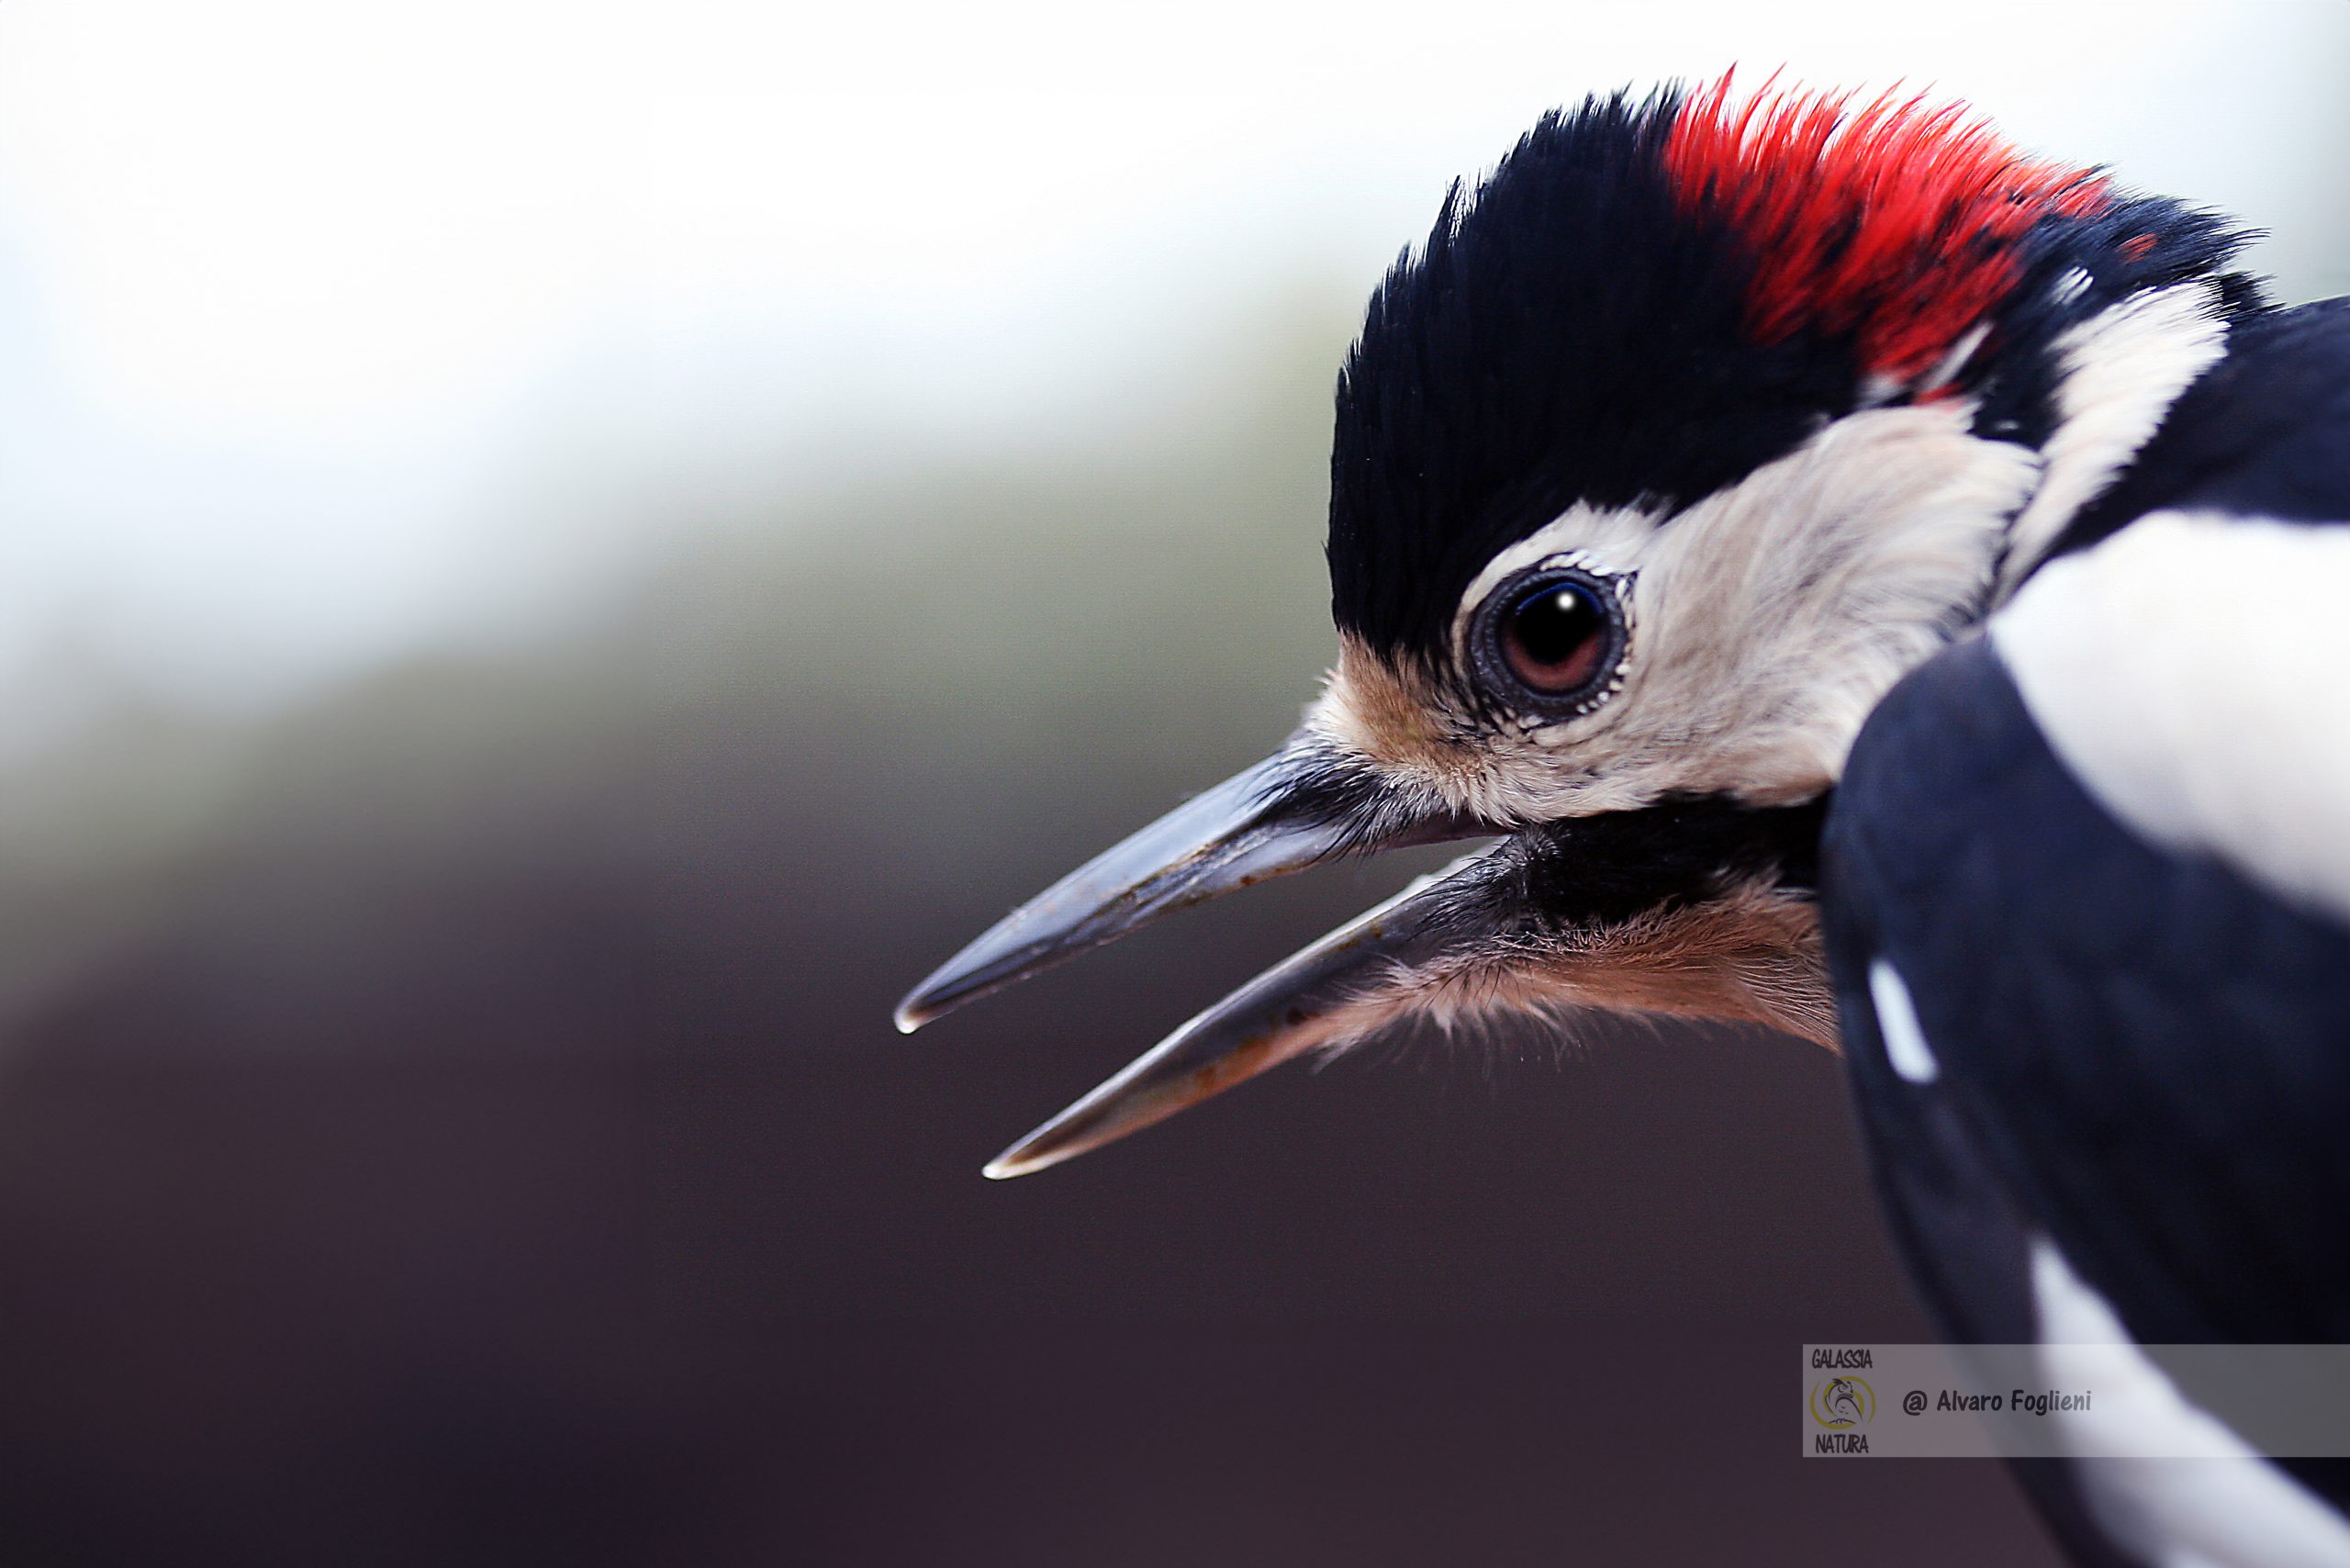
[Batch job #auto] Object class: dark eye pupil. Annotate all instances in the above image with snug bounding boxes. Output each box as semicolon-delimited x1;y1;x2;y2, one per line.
1512;587;1598;666
1499;579;1608;697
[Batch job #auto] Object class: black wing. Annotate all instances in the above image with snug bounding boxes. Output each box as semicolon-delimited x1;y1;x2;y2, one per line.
1829;289;2350;1359
1824;630;2350;1550
1828;634;2350;1346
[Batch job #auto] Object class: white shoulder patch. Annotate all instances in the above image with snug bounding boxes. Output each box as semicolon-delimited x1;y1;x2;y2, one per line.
1993;512;2350;926
2031;1237;2350;1567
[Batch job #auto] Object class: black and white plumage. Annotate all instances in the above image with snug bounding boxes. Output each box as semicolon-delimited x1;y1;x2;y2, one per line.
897;78;2350;1565
1830;304;2350;1566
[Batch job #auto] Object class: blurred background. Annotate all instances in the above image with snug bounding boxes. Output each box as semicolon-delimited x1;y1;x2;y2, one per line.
0;3;2341;1562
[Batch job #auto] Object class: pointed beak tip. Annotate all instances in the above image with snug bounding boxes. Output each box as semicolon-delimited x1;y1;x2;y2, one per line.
982;1122;1085;1180
895;961;976;1034
980;1149;1043;1181
891;745;1369;1044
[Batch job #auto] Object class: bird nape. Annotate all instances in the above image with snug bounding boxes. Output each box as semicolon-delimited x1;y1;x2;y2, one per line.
897;73;2350;1568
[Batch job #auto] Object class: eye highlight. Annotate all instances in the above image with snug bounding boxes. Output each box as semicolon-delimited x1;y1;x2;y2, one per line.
1504;579;1607;691
1471;566;1628;715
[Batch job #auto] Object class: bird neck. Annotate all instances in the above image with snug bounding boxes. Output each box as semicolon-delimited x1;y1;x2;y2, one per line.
1989;281;2235;604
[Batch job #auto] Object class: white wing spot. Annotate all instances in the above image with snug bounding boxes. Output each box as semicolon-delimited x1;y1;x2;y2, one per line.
1867;959;1939;1084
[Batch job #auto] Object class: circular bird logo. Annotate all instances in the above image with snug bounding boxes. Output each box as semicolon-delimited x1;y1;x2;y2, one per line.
1810;1377;1875;1428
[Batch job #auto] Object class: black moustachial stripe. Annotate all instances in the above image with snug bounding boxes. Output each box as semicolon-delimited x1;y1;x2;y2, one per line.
1416;795;1828;943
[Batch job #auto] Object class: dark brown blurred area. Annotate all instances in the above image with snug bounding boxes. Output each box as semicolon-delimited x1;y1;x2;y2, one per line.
0;342;2063;1568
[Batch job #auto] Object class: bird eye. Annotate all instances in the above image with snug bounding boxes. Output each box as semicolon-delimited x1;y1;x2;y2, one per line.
1472;566;1627;713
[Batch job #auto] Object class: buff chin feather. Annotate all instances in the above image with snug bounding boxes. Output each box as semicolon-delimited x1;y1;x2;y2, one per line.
1309;879;1838;1060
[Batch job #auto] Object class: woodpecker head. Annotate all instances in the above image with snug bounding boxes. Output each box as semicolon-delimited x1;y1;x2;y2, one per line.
898;76;2262;1177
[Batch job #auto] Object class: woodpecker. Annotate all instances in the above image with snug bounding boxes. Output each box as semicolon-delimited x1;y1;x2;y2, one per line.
897;77;2350;1565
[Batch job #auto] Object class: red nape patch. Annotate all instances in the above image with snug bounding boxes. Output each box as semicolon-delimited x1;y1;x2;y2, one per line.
1664;73;2109;384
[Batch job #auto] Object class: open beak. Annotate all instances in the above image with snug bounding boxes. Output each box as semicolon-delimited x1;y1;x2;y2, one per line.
976;851;1507;1177
898;730;1516;1177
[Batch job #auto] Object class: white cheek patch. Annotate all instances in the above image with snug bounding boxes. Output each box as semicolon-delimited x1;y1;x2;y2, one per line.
1417;403;2037;822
